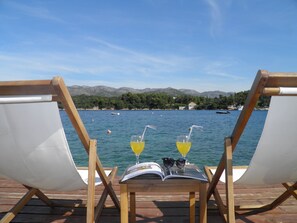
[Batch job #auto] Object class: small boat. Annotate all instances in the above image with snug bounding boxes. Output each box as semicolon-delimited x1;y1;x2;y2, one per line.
111;112;120;116
216;111;230;114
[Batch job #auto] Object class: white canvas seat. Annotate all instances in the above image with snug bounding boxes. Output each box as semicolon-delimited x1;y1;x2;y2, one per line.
0;77;120;223
205;70;297;222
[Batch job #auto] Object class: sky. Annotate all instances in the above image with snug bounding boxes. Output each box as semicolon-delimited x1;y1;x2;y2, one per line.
1;0;297;92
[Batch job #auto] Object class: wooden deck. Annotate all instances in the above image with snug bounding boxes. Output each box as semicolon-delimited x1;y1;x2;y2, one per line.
0;176;296;223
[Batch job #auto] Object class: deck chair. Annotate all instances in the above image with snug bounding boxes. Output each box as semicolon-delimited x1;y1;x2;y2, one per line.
0;77;120;223
205;70;297;223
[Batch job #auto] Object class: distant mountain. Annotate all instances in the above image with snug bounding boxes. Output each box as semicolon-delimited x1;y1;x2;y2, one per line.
68;85;233;98
199;91;232;98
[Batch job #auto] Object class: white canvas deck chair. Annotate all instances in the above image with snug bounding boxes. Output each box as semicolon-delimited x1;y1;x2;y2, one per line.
205;70;297;222
0;77;120;223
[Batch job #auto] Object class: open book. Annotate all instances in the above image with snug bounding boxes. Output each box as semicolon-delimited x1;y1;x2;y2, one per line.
120;162;208;182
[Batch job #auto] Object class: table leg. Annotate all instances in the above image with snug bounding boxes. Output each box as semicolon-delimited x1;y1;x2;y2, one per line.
120;184;128;223
189;192;196;223
199;183;207;223
130;192;136;223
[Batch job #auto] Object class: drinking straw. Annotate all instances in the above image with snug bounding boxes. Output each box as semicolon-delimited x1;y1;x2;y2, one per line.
141;125;157;141
187;125;203;140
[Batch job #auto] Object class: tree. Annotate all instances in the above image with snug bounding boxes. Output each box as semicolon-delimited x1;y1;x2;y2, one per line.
70;90;269;110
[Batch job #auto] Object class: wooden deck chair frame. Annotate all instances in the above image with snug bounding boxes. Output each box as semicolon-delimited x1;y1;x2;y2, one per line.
0;77;120;223
205;70;297;223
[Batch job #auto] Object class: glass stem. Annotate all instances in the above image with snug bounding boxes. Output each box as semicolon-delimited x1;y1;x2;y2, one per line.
136;155;140;164
184;156;188;164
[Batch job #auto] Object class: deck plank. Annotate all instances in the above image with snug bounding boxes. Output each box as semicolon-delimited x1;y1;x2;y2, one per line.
0;177;296;222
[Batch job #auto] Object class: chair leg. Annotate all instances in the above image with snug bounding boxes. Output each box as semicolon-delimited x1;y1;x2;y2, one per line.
24;185;53;207
225;137;236;223
87;140;97;223
95;157;120;210
206;151;297;222
204;166;228;221
94;167;118;221
268;182;297;210
0;188;37;223
282;182;297;199
204;137;236;223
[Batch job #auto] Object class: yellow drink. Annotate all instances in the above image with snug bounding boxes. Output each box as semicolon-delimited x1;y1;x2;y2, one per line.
130;141;145;156
176;141;192;157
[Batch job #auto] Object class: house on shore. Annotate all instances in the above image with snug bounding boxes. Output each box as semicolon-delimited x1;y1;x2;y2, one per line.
179;102;197;110
188;102;197;110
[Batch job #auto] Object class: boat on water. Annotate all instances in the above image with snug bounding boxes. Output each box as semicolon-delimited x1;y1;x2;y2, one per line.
111;112;120;116
216;111;230;114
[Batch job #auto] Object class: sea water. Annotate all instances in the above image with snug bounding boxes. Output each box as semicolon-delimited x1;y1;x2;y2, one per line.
61;110;267;175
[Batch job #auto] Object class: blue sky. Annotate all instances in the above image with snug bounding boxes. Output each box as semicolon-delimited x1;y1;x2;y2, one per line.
1;0;297;92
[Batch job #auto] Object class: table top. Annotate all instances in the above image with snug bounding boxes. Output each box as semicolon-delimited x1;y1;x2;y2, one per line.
120;162;208;184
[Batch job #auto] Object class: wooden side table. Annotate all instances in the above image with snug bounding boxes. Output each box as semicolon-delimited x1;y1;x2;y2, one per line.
120;178;207;223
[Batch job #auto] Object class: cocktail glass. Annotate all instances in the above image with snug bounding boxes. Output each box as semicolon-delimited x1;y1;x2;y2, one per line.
130;135;145;164
176;135;192;163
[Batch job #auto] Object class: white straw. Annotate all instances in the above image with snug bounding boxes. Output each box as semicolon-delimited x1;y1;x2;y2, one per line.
141;125;157;141
187;125;203;140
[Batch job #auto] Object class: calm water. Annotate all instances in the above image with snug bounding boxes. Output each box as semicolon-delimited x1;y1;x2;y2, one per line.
61;110;267;175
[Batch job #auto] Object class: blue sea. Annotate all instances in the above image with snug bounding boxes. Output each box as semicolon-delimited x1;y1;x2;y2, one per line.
61;110;267;175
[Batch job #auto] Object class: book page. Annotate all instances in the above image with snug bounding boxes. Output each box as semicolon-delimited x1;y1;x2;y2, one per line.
163;164;208;182
120;162;164;182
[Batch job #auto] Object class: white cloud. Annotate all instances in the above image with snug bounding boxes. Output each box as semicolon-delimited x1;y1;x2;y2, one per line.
203;60;245;80
0;35;249;92
6;1;65;23
204;0;223;37
86;37;175;66
204;0;234;38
